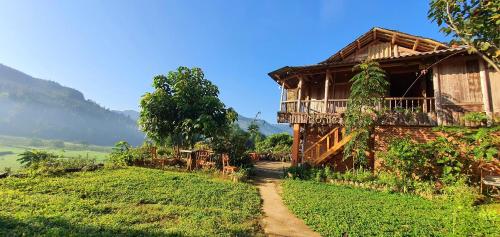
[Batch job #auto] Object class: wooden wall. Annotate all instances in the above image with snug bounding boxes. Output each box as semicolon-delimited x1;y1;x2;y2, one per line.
488;69;500;118
437;57;484;124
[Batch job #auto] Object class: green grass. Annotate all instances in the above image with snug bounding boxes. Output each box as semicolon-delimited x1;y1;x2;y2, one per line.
0;135;111;171
282;180;499;237
0;167;262;236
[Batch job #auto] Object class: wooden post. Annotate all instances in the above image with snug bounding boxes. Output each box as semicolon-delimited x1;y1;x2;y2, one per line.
291;123;301;167
279;82;285;112
479;60;493;125
432;66;443;125
421;75;427;113
331;72;336;112
324;71;331;113
297;76;303;112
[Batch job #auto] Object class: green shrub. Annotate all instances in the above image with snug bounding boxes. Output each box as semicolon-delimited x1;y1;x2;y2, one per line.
17;150;58;168
463;112;488;124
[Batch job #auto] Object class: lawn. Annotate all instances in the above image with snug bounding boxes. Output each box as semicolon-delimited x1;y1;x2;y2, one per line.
0;167;262;236
282;180;499;237
0;135;111;171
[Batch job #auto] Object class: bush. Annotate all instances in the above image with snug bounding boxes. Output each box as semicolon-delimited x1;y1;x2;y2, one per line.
463;112;488;124
17;150;58;168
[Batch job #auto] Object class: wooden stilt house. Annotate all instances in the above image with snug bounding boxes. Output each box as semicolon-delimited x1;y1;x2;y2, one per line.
268;27;499;168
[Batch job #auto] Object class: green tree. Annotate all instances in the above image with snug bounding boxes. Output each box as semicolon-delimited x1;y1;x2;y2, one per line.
139;67;236;149
247;122;264;149
344;60;389;168
428;0;500;71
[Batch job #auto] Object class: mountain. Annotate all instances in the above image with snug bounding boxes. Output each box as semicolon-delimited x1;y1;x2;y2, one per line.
0;63;144;146
236;115;291;136
115;109;291;136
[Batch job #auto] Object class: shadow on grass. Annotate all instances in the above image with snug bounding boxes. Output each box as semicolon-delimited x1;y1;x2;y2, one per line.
0;215;186;237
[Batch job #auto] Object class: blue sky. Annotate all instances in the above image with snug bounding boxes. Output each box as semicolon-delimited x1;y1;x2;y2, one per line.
0;0;449;123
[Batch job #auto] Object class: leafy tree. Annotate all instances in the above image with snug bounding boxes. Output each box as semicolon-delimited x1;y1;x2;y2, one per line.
210;124;252;166
17;150;58;167
247;122;265;149
139;67;236;149
344;60;389;168
255;133;293;154
428;0;500;71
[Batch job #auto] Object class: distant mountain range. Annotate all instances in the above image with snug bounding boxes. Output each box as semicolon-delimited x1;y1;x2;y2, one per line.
0;63;290;145
0;64;144;146
114;110;291;136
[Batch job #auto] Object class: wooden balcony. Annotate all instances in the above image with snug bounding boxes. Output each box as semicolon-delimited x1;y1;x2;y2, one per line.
278;97;438;126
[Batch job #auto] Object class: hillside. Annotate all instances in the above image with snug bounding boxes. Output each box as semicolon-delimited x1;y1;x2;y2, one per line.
115;110;291;136
0;64;144;146
236;115;291;136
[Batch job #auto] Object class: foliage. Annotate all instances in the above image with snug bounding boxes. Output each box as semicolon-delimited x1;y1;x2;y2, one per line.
139;66;236;148
344;60;389;168
463;111;488;124
26;158;100;177
254;133;293;160
0;167;261;236
210;124;252;167
380;138;434;189
282;180;499;237
246;121;265;149
108;141;154;166
17;150;58;168
428;0;500;71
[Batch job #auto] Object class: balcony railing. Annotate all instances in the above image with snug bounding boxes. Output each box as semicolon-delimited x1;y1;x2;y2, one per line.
280;97;436;114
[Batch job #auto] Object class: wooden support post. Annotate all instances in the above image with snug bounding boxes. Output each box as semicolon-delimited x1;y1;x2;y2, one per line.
479;60;493;125
422;75;427;113
324;71;331;113
291;124;301;167
279;82;285;111
297;76;303;112
432;66;443;125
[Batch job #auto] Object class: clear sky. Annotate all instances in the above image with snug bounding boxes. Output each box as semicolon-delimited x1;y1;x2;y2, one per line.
0;0;449;123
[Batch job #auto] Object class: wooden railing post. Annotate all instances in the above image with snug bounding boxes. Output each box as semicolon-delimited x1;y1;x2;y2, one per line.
297;76;303;112
324;71;331;113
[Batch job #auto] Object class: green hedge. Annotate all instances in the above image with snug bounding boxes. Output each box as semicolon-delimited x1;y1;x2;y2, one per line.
0;167;261;236
282;180;499;237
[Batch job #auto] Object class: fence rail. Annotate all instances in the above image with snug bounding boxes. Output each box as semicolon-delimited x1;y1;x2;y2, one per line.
280;97;436;114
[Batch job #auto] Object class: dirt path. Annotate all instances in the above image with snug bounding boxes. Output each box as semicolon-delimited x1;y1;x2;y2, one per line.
254;161;321;237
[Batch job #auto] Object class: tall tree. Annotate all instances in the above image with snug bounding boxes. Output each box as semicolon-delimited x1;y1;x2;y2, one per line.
428;0;500;71
344;60;389;168
139;66;235;148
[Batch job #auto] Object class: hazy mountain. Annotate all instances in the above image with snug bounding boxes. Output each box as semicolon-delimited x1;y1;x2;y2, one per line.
115;109;291;136
236;115;291;136
0;63;144;146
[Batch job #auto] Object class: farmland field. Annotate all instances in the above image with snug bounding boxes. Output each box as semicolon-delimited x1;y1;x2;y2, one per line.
282;180;499;237
0;135;111;170
0;167;262;236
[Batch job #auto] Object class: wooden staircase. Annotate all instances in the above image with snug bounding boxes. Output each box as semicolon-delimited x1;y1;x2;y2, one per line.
303;127;354;165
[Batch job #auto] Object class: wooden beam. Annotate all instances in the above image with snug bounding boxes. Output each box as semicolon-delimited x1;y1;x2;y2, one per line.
356;39;361;49
296;76;303;112
324;71;331;113
479;60;493;125
373;29;377;40
412;39;420;51
433;45;439;51
391;33;397;44
291;123;301;167
432;65;443;125
279;82;285;111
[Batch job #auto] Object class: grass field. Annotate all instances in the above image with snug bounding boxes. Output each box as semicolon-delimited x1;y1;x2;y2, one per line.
0;167;262;236
0;135;111;171
282;180;499;237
